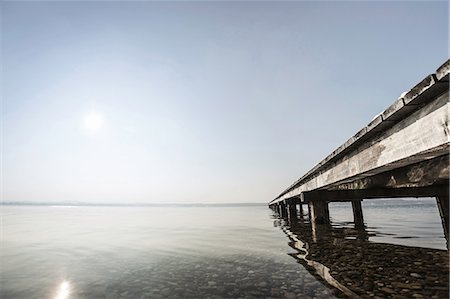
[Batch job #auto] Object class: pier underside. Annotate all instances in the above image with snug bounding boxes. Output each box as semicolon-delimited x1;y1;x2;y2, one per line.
270;154;450;244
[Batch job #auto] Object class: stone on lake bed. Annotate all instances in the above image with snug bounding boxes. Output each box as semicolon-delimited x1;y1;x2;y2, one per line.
284;291;296;298
392;282;413;289
410;273;422;278
271;275;285;279
380;287;395;294
160;288;171;295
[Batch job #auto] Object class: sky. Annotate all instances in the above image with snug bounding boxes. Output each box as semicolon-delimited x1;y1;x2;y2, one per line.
1;1;448;204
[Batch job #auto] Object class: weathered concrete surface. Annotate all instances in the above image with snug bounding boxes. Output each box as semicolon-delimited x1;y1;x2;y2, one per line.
329;154;448;191
301;184;449;202
270;60;449;206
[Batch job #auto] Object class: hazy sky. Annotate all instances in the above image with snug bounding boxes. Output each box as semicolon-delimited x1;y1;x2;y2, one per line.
2;1;448;204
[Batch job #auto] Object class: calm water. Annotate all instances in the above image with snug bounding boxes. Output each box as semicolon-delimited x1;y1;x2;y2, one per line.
330;198;446;250
1;199;447;299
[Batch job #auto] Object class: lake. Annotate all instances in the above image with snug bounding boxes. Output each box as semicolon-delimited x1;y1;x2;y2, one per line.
1;199;447;298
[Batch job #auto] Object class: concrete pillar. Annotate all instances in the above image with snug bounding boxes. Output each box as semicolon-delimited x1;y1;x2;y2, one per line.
311;217;318;243
351;200;364;228
298;203;304;219
288;203;298;222
308;200;330;225
436;196;449;243
280;202;288;218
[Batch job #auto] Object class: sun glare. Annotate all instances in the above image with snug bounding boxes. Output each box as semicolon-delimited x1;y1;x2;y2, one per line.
83;112;104;132
54;280;71;299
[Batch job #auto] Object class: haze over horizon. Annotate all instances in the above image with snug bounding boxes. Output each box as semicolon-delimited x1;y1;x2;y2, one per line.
2;1;448;204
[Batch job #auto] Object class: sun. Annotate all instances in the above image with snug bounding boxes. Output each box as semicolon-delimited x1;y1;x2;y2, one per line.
83;112;104;132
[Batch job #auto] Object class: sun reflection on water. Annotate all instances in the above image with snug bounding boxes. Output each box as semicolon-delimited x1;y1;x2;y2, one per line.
54;280;71;299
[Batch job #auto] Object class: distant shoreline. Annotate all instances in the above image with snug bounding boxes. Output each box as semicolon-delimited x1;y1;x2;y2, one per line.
1;202;267;207
2;198;437;208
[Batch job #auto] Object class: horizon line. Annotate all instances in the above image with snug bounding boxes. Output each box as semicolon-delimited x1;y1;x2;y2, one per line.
1;201;268;207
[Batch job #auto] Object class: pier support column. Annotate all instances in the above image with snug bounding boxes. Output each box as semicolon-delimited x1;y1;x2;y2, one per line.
298;204;304;219
308;200;330;225
436;196;449;243
288;203;298;222
280;202;288;218
351;200;364;228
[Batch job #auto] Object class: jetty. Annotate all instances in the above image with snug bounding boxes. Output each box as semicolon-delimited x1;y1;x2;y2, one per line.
269;60;449;241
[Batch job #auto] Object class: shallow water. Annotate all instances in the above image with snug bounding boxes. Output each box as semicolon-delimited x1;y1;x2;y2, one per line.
279;198;448;299
330;198;446;250
1;199;447;298
1;205;337;299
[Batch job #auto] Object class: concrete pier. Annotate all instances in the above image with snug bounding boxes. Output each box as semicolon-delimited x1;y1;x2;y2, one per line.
269;60;450;241
351;200;364;228
279;202;288;218
276;204;281;216
298;204;304;219
288;203;297;222
436;196;449;241
308;200;330;225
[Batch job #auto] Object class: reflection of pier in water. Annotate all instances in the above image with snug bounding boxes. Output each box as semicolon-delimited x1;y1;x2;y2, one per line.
274;214;449;299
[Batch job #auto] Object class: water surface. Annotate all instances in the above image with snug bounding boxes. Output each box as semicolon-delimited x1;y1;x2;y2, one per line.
2;205;337;299
1;199;447;298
